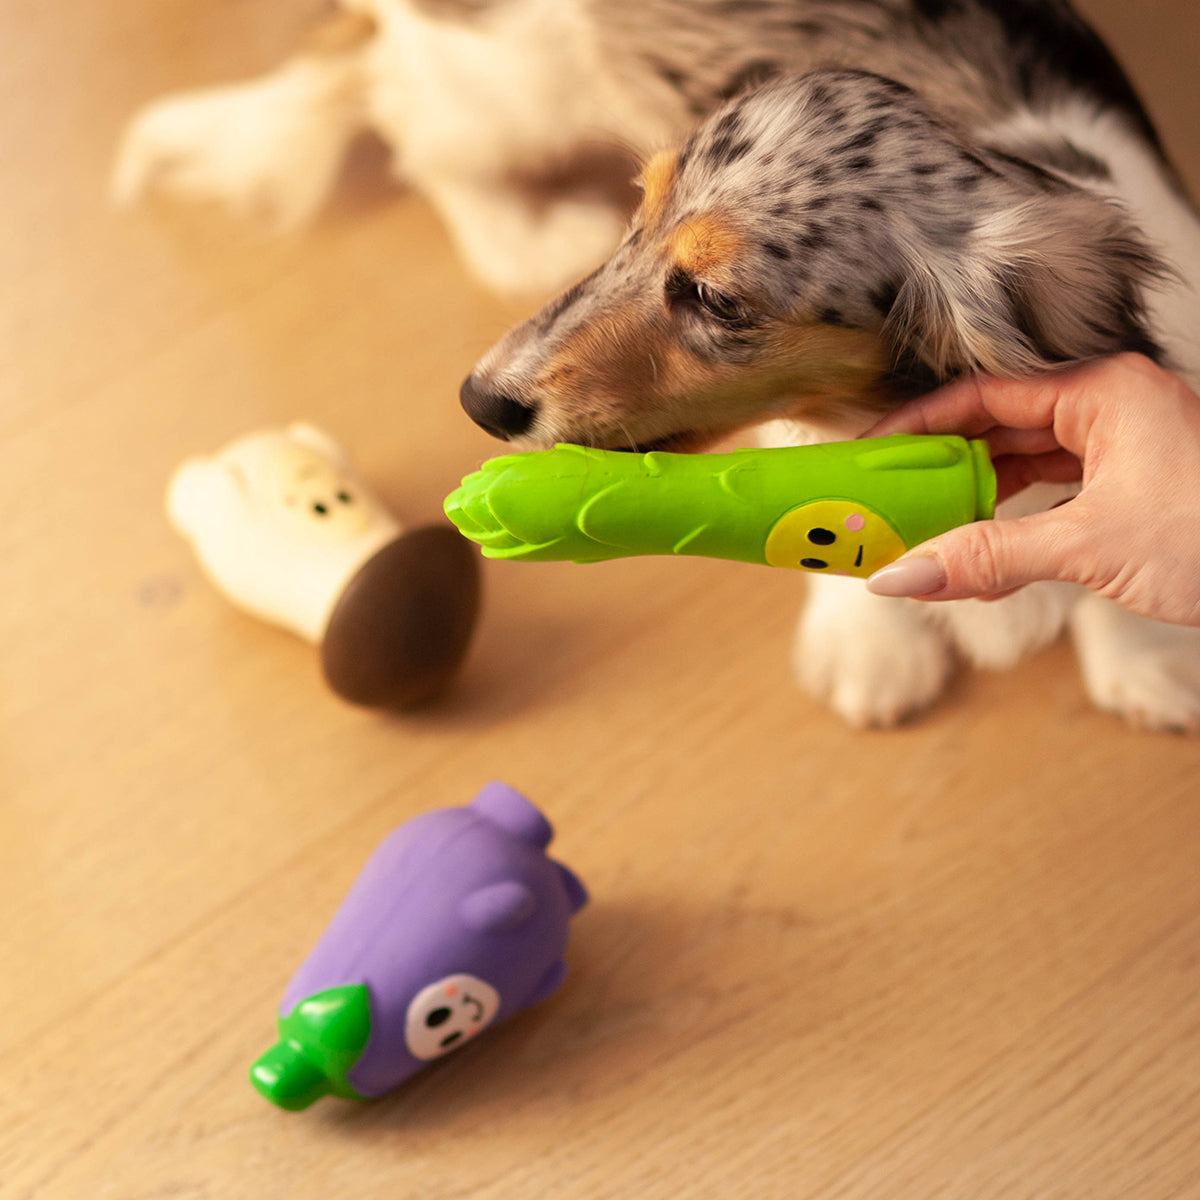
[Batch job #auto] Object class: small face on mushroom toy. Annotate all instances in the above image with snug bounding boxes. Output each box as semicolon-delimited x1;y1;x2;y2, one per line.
266;438;379;543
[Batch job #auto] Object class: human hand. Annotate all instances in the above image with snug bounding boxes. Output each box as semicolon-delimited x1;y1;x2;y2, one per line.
862;354;1200;627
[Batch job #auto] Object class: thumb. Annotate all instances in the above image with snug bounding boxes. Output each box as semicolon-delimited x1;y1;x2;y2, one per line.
866;508;1085;601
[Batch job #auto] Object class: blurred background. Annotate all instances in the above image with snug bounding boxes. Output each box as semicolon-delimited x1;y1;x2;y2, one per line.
3;3;1199;1198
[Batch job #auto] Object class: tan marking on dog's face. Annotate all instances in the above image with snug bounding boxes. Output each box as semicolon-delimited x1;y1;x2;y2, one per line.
531;298;667;436
669;215;743;278
648;322;892;430
529;295;892;449
637;152;678;228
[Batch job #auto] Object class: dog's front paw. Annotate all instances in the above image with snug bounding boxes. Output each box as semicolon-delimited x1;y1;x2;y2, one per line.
1071;596;1200;734
795;581;956;728
112;63;357;229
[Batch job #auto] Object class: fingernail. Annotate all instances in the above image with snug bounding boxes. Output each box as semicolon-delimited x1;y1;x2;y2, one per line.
866;554;947;598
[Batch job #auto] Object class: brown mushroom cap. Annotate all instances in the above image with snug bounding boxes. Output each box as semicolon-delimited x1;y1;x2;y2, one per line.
320;524;481;709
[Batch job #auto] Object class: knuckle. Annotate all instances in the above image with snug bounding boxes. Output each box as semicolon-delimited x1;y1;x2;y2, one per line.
952;522;1013;593
1109;350;1164;387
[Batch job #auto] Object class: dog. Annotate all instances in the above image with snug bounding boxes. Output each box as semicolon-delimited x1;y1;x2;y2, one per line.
115;0;1200;731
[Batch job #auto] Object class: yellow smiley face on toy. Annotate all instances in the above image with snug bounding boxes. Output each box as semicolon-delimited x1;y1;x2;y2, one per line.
764;499;908;577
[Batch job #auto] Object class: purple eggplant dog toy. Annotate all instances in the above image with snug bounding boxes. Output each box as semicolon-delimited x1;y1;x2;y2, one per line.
251;782;588;1110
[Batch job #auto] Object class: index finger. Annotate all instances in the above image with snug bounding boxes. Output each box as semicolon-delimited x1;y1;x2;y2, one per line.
867;371;1071;439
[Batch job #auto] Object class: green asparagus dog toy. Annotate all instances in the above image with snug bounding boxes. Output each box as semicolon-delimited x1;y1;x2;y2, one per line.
444;435;996;578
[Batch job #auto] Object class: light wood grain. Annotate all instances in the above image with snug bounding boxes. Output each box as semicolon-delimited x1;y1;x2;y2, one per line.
3;4;1199;1197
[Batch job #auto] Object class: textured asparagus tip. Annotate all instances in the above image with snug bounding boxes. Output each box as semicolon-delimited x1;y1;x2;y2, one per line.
444;447;611;561
444;463;529;552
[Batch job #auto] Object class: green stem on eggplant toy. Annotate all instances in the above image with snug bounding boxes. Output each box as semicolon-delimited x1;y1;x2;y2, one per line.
444;435;996;578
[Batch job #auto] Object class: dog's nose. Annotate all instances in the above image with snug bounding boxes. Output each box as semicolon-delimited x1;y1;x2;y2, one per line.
459;374;539;440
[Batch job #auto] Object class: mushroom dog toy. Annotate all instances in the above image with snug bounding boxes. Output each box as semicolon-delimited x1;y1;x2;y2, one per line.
168;423;480;709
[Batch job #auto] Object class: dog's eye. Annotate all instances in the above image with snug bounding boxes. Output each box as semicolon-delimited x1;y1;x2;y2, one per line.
667;268;758;333
694;281;747;324
667;269;752;326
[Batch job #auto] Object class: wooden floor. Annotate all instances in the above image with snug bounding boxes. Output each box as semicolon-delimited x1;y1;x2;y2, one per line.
4;4;1200;1197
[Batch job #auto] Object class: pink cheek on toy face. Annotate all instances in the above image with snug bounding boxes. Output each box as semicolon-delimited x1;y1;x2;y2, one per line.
444;984;458;998
844;514;866;533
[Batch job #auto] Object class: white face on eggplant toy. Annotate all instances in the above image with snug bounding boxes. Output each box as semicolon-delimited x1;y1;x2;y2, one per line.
404;974;501;1061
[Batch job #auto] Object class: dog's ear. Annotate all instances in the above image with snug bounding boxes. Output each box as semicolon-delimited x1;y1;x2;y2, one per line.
883;188;1169;379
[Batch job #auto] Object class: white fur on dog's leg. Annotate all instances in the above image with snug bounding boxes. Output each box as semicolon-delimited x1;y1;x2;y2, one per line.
936;581;1077;671
796;576;957;728
422;176;627;296
112;59;364;229
1070;594;1200;733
